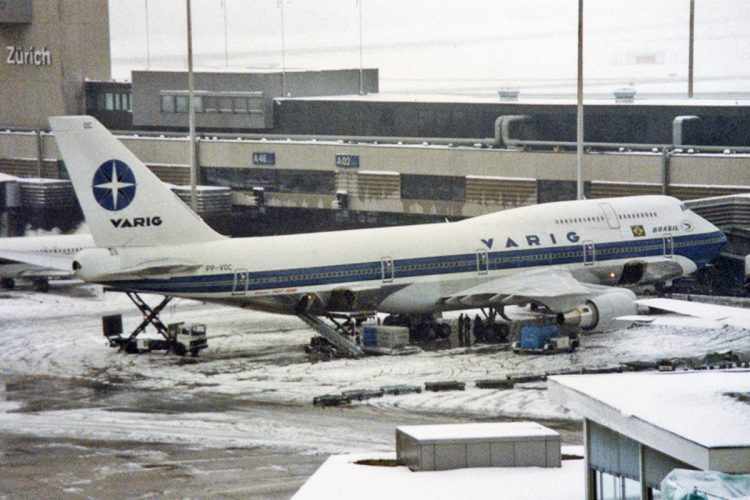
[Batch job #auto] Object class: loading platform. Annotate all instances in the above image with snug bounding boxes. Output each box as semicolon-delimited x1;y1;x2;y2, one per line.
297;313;365;358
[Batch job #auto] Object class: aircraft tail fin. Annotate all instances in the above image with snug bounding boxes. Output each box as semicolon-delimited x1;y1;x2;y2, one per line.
49;116;225;248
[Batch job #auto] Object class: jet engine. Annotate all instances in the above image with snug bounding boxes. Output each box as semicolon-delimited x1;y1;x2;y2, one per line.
296;293;324;314
72;248;121;281
557;289;637;332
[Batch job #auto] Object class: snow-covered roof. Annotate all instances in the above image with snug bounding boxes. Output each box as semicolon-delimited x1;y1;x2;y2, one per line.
548;370;750;473
133;67;376;75
16;178;71;185
397;422;558;443
279;92;750;107
170;184;231;192
293;450;584;500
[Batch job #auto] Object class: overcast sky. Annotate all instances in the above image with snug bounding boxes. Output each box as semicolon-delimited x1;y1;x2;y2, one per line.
108;0;750;96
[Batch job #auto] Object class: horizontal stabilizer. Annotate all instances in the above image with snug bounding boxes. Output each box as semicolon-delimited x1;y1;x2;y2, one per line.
112;258;202;278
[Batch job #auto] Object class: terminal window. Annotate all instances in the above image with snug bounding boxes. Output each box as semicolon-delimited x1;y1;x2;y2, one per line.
175;96;189;113
204;167;335;195
233;98;248;113
193;96;204;112
203;96;217;113
161;95;175;113
96;92;132;112
401;174;466;202
161;93;263;115
595;471;642;500
219;97;233;113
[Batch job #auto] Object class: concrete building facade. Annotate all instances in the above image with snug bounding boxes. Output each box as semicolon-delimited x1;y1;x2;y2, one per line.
0;0;110;129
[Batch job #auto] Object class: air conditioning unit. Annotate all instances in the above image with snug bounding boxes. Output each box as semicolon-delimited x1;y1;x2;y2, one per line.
613;87;637;102
498;88;520;101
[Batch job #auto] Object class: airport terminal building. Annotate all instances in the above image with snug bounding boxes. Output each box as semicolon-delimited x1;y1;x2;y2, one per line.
0;0;111;129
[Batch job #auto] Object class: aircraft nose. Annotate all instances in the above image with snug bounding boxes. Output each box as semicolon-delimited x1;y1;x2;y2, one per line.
719;230;728;246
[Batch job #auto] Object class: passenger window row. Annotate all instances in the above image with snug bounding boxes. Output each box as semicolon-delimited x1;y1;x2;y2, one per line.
42;247;83;254
617;211;657;220
555;216;606;225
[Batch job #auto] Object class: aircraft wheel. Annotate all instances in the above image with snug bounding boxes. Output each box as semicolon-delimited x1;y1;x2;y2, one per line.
33;279;49;293
1;278;15;290
437;323;451;339
423;324;436;341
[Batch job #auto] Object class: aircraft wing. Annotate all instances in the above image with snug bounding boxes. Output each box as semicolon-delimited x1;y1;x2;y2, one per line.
0;249;73;272
636;298;749;323
441;268;604;312
614;298;750;329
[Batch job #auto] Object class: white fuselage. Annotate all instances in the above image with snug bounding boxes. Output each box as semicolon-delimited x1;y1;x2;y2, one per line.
74;196;725;315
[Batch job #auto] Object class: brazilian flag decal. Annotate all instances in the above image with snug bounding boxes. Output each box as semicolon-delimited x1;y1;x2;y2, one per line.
631;225;646;237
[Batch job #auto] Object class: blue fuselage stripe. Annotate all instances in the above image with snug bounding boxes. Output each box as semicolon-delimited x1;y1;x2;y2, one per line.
108;232;726;294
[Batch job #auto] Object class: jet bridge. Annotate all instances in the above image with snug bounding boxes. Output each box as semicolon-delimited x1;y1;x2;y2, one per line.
685;194;750;289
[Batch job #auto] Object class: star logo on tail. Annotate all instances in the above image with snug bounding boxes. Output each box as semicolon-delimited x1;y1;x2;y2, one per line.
92;160;136;211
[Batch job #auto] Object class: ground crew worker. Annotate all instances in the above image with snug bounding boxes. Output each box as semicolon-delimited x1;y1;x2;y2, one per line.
457;314;465;347
463;315;470;347
472;314;482;346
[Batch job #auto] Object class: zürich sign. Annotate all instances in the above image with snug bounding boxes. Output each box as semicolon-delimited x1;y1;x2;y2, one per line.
6;46;51;66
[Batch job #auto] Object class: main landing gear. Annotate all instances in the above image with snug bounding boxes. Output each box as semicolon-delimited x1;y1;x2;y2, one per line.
0;278;48;292
32;278;49;293
102;292;207;356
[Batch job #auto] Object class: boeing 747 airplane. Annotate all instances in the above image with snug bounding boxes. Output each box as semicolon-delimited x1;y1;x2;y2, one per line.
48;116;727;345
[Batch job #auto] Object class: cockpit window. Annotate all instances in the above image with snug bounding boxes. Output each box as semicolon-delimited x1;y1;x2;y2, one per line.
680;203;688;211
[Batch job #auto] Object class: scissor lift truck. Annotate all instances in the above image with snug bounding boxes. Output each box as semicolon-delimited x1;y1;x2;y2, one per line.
167;322;208;357
102;313;208;357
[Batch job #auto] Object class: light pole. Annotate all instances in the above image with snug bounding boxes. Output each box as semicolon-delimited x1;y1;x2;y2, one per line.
576;0;585;200
688;0;695;98
278;0;287;97
358;0;364;95
144;0;151;68
186;0;197;211
223;0;229;67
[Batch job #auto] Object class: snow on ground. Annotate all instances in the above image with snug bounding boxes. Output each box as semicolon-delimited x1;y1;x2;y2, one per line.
0;405;395;454
292;448;585;500
1;284;749;426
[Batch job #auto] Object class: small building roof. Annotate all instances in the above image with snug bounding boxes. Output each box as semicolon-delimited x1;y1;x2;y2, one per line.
133;67;377;76
548;370;750;473
397;421;558;444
